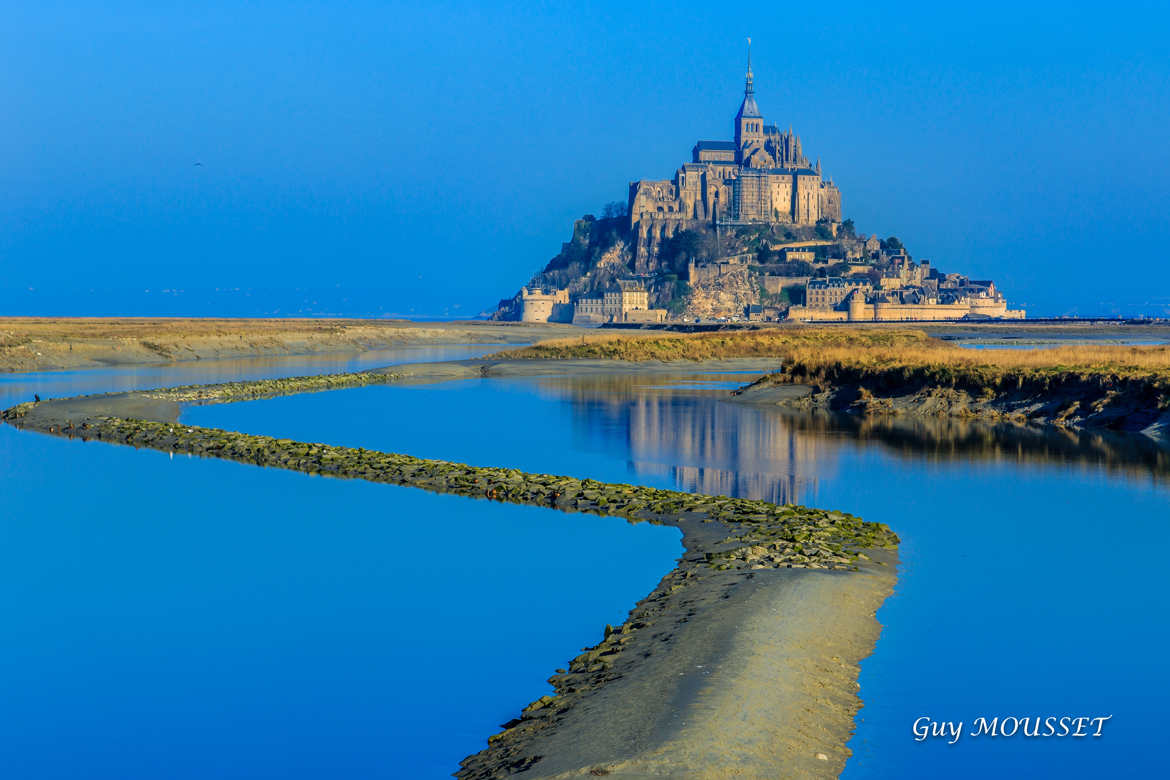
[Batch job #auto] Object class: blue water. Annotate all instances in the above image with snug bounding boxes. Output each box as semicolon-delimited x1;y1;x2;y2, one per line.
187;378;688;491
0;343;498;408
182;372;1170;777
0;351;683;778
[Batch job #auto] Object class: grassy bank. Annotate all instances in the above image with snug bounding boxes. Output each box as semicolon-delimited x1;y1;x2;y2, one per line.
489;327;929;361
747;340;1170;434
494;327;1170;376
496;328;1170;434
775;341;1170;381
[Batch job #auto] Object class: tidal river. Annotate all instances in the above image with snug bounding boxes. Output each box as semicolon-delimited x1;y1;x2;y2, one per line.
183;367;1170;778
4;351;1168;777
0;348;682;779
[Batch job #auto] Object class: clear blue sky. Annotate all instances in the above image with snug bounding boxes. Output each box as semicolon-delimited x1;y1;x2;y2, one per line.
2;1;1168;317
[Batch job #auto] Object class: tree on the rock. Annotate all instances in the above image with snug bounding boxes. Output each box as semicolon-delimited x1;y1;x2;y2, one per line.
602;201;628;219
659;229;714;274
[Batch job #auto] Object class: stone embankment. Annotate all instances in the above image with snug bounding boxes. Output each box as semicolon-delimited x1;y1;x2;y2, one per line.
735;362;1170;440
142;368;408;404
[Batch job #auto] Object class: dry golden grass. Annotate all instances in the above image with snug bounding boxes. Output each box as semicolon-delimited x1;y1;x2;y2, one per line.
774;339;1170;414
0;317;410;344
0;317;549;372
490;327;930;361
790;342;1170;376
493;327;1170;383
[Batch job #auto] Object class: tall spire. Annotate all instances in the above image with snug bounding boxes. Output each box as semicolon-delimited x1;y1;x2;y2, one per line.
734;37;762;148
735;38;761;121
745;37;754;95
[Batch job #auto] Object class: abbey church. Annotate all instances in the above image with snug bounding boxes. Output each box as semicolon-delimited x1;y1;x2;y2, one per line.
628;48;842;271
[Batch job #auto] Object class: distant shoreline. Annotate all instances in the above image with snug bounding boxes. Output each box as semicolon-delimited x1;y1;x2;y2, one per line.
606;318;1170;334
5;316;1168;374
495;328;1170;441
0;318;585;374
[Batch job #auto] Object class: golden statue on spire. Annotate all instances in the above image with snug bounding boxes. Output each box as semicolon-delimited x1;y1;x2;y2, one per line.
745;37;754;93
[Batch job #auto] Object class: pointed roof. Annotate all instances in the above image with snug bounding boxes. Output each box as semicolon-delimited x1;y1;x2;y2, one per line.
736;92;762;120
736;38;761;120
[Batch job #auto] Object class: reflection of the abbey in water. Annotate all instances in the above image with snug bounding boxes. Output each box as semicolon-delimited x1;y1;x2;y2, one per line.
529;373;831;504
530;373;1170;504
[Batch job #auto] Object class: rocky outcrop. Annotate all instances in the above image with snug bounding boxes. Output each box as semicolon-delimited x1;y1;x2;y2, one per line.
494;216;634;320
684;264;762;319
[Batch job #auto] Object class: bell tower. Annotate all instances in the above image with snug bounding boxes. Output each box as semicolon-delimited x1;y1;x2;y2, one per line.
734;38;764;158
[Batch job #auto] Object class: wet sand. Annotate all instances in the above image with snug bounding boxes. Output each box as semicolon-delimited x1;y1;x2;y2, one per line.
0;318;585;373
494;563;896;780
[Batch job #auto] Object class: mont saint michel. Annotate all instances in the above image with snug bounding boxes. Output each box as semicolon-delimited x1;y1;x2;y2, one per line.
497;51;1023;324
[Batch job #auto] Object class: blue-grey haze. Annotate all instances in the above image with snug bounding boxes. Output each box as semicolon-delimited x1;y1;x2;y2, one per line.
2;1;1169;317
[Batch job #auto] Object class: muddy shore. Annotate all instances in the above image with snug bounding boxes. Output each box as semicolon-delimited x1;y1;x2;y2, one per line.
3;358;898;779
0;318;585;373
734;367;1170;441
10;317;1168;375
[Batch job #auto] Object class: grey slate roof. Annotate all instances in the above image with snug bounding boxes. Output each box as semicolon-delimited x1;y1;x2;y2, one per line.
736;94;762;119
694;140;738;151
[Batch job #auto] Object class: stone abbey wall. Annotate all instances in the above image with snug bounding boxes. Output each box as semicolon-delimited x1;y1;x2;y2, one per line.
627;65;842;271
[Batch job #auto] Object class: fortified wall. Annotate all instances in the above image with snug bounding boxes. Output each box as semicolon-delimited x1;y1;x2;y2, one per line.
520;287;572;323
788;287;1026;322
